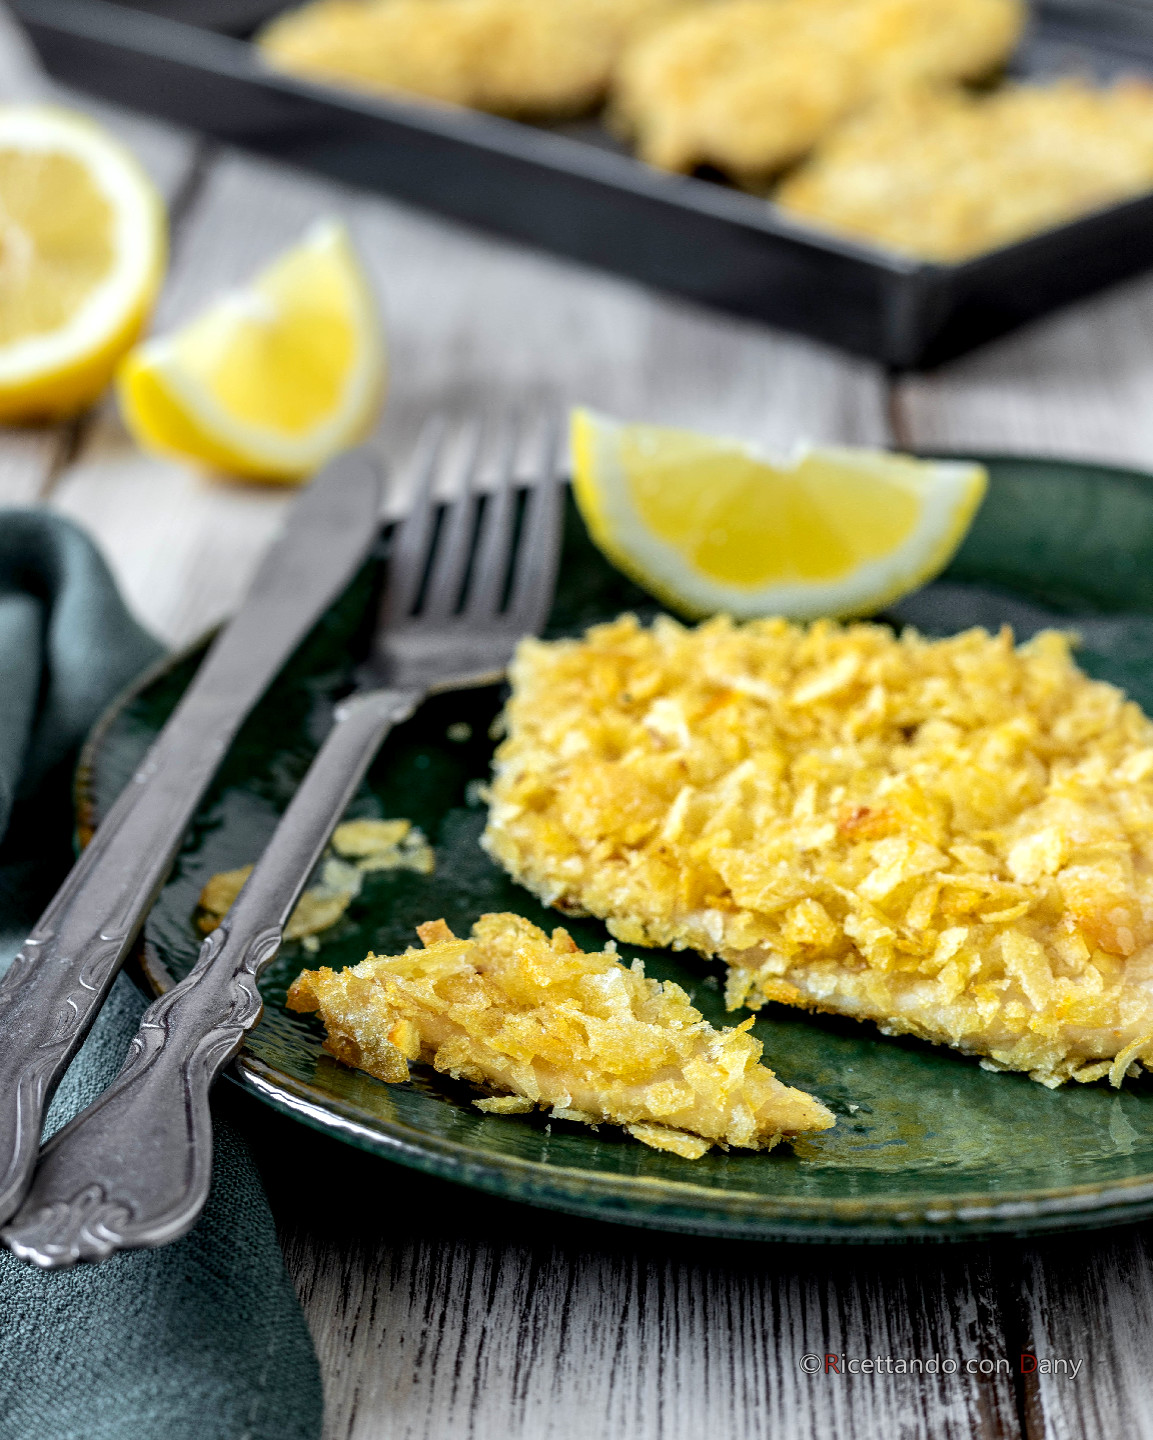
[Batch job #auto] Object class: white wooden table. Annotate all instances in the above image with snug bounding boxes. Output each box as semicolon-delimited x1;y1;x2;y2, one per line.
5;9;1153;1435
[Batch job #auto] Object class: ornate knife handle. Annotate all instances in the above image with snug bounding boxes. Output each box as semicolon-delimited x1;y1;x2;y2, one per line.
0;697;257;1231
3;688;419;1268
0;446;386;1230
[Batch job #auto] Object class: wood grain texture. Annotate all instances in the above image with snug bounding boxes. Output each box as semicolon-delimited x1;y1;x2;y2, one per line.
259;1126;1020;1440
892;272;1153;467
50;413;291;645
0;426;69;505
1015;1229;1153;1440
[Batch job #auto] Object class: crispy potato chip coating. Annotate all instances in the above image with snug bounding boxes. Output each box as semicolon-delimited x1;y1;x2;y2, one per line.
776;80;1153;261
613;0;1024;178
483;613;1153;1087
287;912;833;1153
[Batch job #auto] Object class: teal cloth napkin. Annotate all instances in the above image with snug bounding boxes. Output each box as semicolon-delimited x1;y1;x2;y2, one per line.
0;512;323;1440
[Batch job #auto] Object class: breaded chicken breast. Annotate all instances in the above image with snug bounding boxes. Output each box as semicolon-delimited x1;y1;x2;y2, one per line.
613;0;1024;178
484;614;1153;1088
776;80;1153;262
260;0;702;119
287;912;834;1156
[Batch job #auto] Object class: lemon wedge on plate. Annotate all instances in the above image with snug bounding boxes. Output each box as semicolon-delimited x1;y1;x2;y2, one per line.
570;409;987;620
0;105;165;422
118;219;385;482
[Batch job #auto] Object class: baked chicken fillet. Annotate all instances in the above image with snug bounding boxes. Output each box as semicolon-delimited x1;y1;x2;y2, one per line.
287;912;833;1157
260;0;702;120
776;80;1153;262
483;614;1153;1088
613;0;1025;180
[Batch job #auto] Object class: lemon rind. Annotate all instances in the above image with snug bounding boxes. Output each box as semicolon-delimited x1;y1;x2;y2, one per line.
0;106;165;397
571;407;987;620
118;220;384;479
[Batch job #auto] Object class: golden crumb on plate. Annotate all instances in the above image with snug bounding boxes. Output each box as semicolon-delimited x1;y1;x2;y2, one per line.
197;817;433;940
260;0;700;119
331;817;436;873
332;817;412;855
612;0;1023;178
286;911;834;1154
483;613;1153;1088
198;860;358;939
776;80;1153;261
197;865;252;925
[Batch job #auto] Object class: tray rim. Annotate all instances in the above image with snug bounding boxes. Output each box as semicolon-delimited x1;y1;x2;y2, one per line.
16;0;924;273
24;0;1153;281
76;451;1153;1245
22;0;1153;366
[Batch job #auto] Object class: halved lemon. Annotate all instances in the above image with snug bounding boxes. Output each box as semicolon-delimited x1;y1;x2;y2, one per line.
118;219;385;482
0;106;165;422
571;409;987;620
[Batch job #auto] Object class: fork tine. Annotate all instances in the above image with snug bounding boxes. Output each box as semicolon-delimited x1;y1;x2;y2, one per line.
464;412;520;621
506;411;563;634
381;415;446;623
421;418;483;620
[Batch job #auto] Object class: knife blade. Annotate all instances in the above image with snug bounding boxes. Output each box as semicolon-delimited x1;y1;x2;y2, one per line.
0;445;384;1226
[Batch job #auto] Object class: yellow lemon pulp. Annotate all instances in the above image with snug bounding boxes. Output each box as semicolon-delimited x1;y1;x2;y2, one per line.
118;219;385;482
0;152;113;339
0;106;165;421
572;409;987;620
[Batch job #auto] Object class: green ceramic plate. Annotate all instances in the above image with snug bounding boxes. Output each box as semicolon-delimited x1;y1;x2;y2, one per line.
80;456;1153;1243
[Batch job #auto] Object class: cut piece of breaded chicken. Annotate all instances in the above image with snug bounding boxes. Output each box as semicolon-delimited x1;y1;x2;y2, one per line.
260;0;703;119
613;0;1024;178
483;614;1153;1088
775;80;1153;262
287;912;833;1156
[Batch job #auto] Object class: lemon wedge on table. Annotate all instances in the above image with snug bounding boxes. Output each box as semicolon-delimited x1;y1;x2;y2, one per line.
0;105;165;422
118;219;385;482
570;409;987;620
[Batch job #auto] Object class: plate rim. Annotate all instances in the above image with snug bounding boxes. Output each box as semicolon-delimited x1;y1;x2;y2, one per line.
78;452;1153;1244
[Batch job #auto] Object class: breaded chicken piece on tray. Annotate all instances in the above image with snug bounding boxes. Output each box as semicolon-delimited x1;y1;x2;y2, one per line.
613;0;1025;179
260;0;703;119
287;912;834;1157
483;614;1153;1089
776;80;1153;262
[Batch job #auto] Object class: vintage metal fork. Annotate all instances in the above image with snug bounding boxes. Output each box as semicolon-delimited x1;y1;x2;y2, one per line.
3;410;562;1267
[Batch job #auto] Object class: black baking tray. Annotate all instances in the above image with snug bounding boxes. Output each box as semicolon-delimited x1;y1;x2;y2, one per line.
14;0;1153;366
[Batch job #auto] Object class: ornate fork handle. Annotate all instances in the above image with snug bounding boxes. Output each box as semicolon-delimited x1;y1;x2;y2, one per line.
3;688;419;1268
0;447;385;1229
0;687;278;1229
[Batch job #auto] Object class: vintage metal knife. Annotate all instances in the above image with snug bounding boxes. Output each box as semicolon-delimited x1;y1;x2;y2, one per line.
0;446;384;1227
